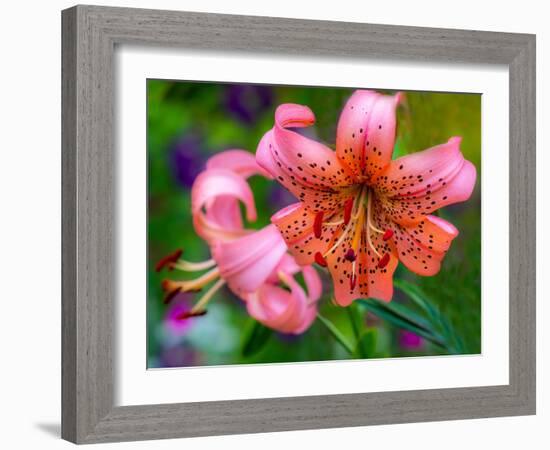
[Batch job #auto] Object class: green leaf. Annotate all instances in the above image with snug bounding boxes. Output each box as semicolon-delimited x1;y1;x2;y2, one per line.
317;313;355;355
241;319;273;358
358;298;447;350
354;329;377;358
394;279;464;353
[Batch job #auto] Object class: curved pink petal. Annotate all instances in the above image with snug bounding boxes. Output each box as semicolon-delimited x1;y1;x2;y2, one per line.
373;137;477;225
205;196;243;234
212;224;287;295
336;90;402;181
390;215;459;276
245;285;301;333
245;270;318;334
191;168;256;242
275;253;301;276
264;253;300;285
256;104;355;212
302;265;322;303
207;149;272;179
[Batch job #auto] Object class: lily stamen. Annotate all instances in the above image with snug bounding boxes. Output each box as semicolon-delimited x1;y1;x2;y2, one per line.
324;219;344;226
350;271;357;290
382;229;394;241
323;187;367;258
313;211;324;238
365;191;382;258
155;249;183;272
369;222;385;234
176;310;208;320
190;278;226;314
314;251;328;267
378;253;390;269
162;266;220;295
163;286;182;304
343;197;355;225
170;258;216;272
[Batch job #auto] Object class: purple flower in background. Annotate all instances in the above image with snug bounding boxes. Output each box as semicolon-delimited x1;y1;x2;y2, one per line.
225;84;273;124
170;133;206;188
163;293;195;338
399;329;424;350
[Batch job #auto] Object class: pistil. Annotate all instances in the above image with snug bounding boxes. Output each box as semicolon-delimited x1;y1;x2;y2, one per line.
344;248;356;262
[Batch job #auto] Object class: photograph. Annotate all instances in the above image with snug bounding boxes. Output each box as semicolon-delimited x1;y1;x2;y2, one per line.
147;81;481;368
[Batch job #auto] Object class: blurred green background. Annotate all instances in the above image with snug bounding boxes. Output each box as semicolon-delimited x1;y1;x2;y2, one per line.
147;80;481;368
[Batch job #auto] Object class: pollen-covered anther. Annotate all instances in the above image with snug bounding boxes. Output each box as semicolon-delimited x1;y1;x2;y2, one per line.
343;197;355;225
313;211;324;238
377;253;390;269
176;310;208;320
155;249;183;272
382;229;394;241
314;251;328;267
162;285;182;304
161;279;176;292
344;248;356;262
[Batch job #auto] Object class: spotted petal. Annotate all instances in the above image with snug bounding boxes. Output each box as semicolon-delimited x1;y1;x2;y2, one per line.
271;202;347;266
336;90;402;181
389;215;459;276
256;104;355;212
373;137;477;226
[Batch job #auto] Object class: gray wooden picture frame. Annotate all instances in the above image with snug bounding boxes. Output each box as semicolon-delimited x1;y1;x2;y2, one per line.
61;4;536;444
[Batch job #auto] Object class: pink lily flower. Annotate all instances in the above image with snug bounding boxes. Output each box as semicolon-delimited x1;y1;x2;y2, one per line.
157;149;322;334
256;90;476;306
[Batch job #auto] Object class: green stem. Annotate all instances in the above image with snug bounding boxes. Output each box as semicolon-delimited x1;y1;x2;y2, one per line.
317;313;354;355
346;304;366;358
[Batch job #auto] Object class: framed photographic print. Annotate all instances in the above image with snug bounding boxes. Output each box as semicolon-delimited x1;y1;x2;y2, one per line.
61;5;536;444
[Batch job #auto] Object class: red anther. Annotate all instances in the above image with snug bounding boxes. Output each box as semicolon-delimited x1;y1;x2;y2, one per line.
343;197;354;225
382;229;394;241
350;273;357;290
314;252;328;267
155;249;183;272
176;310;207;320
313;211;324;238
344;248;356;262
163;286;182;304
377;253;390;269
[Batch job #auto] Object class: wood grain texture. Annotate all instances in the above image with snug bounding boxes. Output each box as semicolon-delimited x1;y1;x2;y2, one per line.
61;4;536;444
